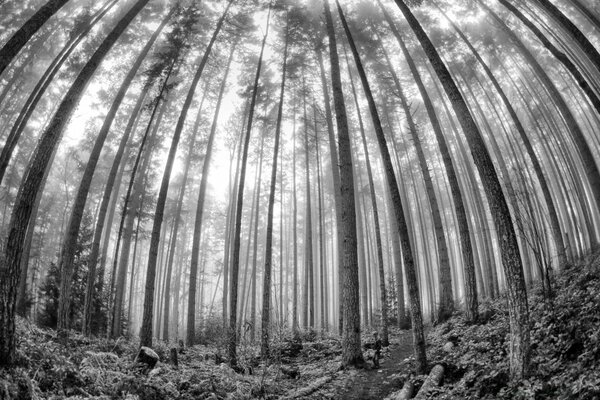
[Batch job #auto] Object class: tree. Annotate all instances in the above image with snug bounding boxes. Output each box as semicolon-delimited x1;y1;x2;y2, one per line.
344;47;390;345
0;0;70;76
262;12;289;358
139;1;230;348
229;3;272;368
0;0;151;366
58;7;172;341
0;0;119;185
337;0;425;371
187;42;236;346
376;0;478;322
436;3;567;268
392;0;530;379
323;0;364;368
495;0;600;218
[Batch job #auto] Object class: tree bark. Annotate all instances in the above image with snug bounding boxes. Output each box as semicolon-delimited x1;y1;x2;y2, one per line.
325;0;364;368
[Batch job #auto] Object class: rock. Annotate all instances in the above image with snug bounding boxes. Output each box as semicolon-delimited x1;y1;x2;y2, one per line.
135;346;159;370
443;342;454;352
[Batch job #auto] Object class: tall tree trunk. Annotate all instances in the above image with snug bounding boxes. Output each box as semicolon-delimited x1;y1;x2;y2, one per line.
376;33;454;322
161;87;206;342
324;0;364;368
291;101;299;334
393;0;530;378
59;9;171;340
229;4;271;368
302;91;313;330
344;49;389;345
0;0;70;76
262;17;288;358
139;1;229;348
377;2;478;321
533;0;600;73
187;43;235;346
107;69;171;339
315;47;344;335
16;146;58;317
0;0;150;363
570;0;600;31
338;0;426;370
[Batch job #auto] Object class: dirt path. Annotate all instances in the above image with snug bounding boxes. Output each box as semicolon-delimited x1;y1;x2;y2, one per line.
335;330;415;400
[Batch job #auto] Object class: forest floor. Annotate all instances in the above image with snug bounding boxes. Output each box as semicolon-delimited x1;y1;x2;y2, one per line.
2;250;600;399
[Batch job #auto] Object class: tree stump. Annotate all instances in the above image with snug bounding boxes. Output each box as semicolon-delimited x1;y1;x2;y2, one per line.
170;347;178;367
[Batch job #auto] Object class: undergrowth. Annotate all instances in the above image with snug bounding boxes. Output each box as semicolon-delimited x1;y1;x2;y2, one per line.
425;250;600;399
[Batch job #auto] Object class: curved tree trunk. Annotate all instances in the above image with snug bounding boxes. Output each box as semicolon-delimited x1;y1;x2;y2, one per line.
377;3;478;321
0;0;119;185
59;9;171;340
0;0;70;76
439;6;567;267
0;0;150;363
533;0;600;72
139;1;228;348
393;0;530;379
491;0;600;221
83;83;148;336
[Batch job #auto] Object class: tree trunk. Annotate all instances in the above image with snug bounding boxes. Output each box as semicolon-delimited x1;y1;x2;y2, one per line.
161;86;206;342
59;9;171;340
0;0;150;364
229;4;271;368
315;47;344;335
325;0;364;368
292;101;299;334
187;43;235;346
0;0;119;185
262;17;288;358
139;1;228;348
377;4;478;321
344;48;389;345
533;0;600;73
393;0;530;378
488;0;600;225
0;0;70;76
